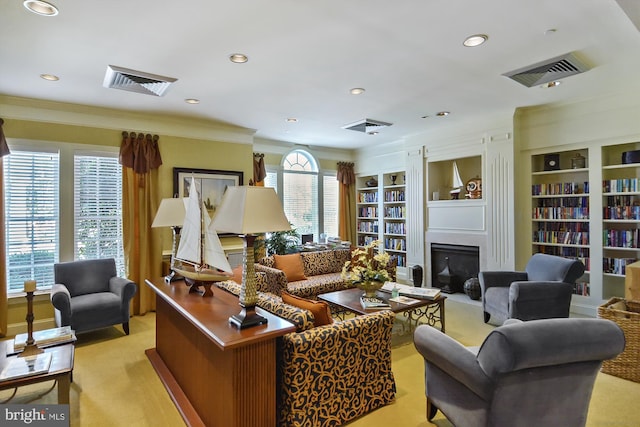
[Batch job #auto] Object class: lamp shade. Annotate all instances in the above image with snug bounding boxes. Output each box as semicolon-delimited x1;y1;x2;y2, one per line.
210;186;291;234
151;198;187;228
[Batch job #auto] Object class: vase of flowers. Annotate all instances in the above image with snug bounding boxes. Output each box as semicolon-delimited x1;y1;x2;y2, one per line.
341;240;391;297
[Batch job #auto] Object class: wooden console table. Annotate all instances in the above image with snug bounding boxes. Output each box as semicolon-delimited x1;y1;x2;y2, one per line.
145;278;295;427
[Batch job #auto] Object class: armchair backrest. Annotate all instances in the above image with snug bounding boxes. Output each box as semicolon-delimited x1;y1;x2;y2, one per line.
54;258;117;297
525;253;585;283
477;318;625;378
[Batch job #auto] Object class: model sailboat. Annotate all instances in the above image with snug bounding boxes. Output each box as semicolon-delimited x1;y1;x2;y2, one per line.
173;177;232;296
449;161;464;199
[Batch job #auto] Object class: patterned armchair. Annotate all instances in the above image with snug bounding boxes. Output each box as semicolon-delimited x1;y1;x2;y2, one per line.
216;280;396;426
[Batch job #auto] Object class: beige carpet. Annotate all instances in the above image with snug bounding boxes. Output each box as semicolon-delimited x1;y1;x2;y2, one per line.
1;298;639;426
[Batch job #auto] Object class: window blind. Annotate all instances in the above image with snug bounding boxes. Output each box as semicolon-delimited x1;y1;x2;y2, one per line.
3;150;59;291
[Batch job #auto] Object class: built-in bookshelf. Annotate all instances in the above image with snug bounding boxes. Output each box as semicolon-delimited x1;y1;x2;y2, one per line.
356;180;378;248
382;172;406;268
531;149;590;297
356;171;407;270
601;142;640;299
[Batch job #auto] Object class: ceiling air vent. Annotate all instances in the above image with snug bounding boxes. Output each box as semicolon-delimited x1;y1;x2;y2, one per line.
503;52;590;88
342;118;393;133
103;65;177;96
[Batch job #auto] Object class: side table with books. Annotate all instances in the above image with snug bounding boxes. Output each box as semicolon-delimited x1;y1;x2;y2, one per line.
0;327;76;404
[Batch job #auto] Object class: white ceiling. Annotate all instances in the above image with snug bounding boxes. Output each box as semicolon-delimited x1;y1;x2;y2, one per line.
2;0;640;149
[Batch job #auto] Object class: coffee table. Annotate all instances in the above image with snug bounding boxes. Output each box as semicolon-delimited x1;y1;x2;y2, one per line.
0;341;74;404
319;287;446;333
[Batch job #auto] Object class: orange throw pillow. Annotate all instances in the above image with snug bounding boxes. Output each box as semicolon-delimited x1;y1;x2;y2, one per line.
231;265;243;284
274;253;307;282
281;291;333;327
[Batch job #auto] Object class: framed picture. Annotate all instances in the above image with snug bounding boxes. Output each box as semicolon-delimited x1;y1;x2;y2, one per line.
173;168;243;235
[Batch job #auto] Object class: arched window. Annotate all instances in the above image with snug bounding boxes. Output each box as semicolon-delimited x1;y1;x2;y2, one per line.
273;149;338;242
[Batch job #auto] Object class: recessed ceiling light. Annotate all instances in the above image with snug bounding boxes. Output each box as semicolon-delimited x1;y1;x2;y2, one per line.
350;88;365;95
40;73;59;81
286;118;298;123
543;81;561;88
421;115;430;119
463;34;488;47
185;98;200;104
23;0;59;16
229;53;248;63
368;131;379;135
436;111;450;117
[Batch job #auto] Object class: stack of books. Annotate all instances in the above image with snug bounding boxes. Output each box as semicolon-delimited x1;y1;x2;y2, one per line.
13;326;75;352
360;296;391;310
381;282;441;300
0;353;52;380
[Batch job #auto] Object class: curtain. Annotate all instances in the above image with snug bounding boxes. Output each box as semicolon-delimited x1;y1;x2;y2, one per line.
253;153;266;186
337;162;356;244
0;119;9;336
120;131;163;315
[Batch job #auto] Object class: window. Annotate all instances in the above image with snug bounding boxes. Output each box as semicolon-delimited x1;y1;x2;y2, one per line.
4;150;59;292
74;153;124;275
4;144;123;293
277;149;339;242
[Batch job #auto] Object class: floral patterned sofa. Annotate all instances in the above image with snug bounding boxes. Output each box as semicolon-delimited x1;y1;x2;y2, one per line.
256;248;397;299
217;280;397;427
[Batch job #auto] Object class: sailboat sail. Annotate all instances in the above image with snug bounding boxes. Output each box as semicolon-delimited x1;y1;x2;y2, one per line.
452;161;463;189
175;176;232;273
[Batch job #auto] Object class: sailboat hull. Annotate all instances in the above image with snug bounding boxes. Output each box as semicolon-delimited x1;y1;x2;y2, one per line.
173;265;231;283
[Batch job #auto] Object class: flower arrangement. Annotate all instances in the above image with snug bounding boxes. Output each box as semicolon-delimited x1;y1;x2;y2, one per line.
341;240;391;285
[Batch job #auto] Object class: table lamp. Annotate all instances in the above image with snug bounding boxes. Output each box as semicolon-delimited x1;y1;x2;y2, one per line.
210;186;291;328
152;197;187;283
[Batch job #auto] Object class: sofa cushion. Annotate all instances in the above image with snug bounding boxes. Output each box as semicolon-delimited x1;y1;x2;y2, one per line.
274;253;307;282
282;291;333;327
301;250;341;276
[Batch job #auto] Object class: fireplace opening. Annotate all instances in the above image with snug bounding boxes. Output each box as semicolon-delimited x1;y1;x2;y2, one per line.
431;243;479;293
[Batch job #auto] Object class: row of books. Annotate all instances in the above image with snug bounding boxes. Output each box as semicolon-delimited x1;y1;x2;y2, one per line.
385;238;406;251
358;192;378;203
534;197;589;208
531;182;588;196
573;282;590;296
532;231;589;245
358;206;378;217
603;229;640;248
383;206;406;219
603;178;640;193
603;205;640;220
603;257;638;275
385;222;406;235
534;222;589;232
383;190;405;202
357;221;378;233
532;207;589;220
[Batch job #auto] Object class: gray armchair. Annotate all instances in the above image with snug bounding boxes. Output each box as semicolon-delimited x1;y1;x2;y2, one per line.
413;318;625;427
50;258;137;335
479;253;585;324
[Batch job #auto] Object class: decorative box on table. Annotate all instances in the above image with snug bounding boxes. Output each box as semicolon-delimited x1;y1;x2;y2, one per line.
597;297;640;382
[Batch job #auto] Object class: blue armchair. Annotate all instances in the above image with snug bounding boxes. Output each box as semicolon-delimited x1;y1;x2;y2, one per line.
50;258;137;334
413;318;625;427
479;253;585;324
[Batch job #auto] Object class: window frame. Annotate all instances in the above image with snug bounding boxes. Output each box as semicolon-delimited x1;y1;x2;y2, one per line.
4;139;122;294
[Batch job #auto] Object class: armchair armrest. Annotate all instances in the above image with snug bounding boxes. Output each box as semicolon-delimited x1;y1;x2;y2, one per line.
109;276;137;304
255;264;288;295
50;284;72;327
413;324;492;399
479;271;527;291
509;281;573;320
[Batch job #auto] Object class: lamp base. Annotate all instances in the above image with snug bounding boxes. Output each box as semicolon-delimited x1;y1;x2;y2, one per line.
164;270;183;283
229;305;268;329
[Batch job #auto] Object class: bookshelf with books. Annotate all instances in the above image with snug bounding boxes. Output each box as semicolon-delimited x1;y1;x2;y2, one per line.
531;149;591;297
601;142;640;299
382;172;407;269
356;177;379;248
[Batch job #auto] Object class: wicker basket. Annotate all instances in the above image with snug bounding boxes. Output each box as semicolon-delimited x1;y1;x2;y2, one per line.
597;297;640;382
